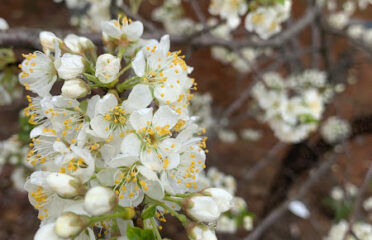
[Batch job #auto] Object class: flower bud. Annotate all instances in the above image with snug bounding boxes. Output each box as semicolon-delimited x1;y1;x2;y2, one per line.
84;186;117;216
95;54;120;84
34;223;61;240
64;34;95;54
40;31;62;53
184;196;220;222
57;53;85;80
55;212;88;238
188;224;217;240
0;18;9;31
202;188;233;213
61;79;89;99
46;172;86;199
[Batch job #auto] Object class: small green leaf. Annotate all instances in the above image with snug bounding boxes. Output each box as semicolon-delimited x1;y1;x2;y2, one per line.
0;48;16;70
83;73;100;84
79;99;88;113
127;226;155;240
141;205;157;219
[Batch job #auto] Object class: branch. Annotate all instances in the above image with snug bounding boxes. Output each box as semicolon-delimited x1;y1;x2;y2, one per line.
0;28;102;50
244;153;339;240
241;142;287;182
343;162;372;240
0;6;319;50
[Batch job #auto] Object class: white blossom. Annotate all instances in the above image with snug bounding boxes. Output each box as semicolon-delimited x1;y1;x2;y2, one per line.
61;79;89;99
188;225;217;240
185;196;221;222
0;17;9;30
95;53;121;83
57;53;85;80
84;186;117;216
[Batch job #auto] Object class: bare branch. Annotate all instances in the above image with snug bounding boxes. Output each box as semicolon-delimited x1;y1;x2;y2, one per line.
244;154;339;240
242;142;287;182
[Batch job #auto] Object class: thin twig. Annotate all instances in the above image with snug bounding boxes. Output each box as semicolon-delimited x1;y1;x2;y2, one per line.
242;142;287;181
342;162;372;240
244;154;339;240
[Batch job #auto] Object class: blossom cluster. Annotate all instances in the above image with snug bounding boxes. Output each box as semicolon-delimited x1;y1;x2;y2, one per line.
325;182;372;240
0;134;32;187
208;0;291;40
252;70;334;143
198;167;254;233
0;47;23;105
19;17;233;240
54;0;111;32
321;117;351;144
152;0;201;36
325;220;372;240
319;0;372;49
153;0;290;72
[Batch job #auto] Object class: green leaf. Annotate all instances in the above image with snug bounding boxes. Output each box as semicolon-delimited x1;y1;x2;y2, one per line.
298;114;319;124
79;99;89;113
0;48;16;70
141;204;157;219
18;115;34;143
322;197;353;221
127;226;155;240
83;73;100;84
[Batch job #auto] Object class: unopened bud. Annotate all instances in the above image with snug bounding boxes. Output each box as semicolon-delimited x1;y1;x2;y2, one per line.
202;188;233;213
84;186;117;216
55;212;88;238
187;224;217;240
184;195;220;222
40;31;62;53
61;79;89;99
64;34;95;54
57;53;85;80
95;54;120;84
46;172;86;199
34;223;60;240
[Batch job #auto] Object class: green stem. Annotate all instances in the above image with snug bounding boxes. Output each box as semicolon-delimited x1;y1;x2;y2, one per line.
116;76;141;92
117;47;126;60
163;196;183;205
150;218;162;240
118;62;132;77
174;193;193;198
88;207;135;225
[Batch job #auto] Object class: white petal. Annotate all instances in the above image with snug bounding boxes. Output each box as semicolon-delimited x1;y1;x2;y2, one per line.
288;201;310;219
108;154;138;168
129;108;153;130
132;51;146;77
167;152;180;170
120;133;141;156
159;35;170;55
137;166;164;200
96;168;117;186
137;165;158;181
34;223;62;240
101;20;122;39
152;106;179;129
144;179;164;200
90;116;110;138
176;124;198;143
96;93;118;115
140;149;161;171
123;21;144;41
122;84;153;112
154;85;181;104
